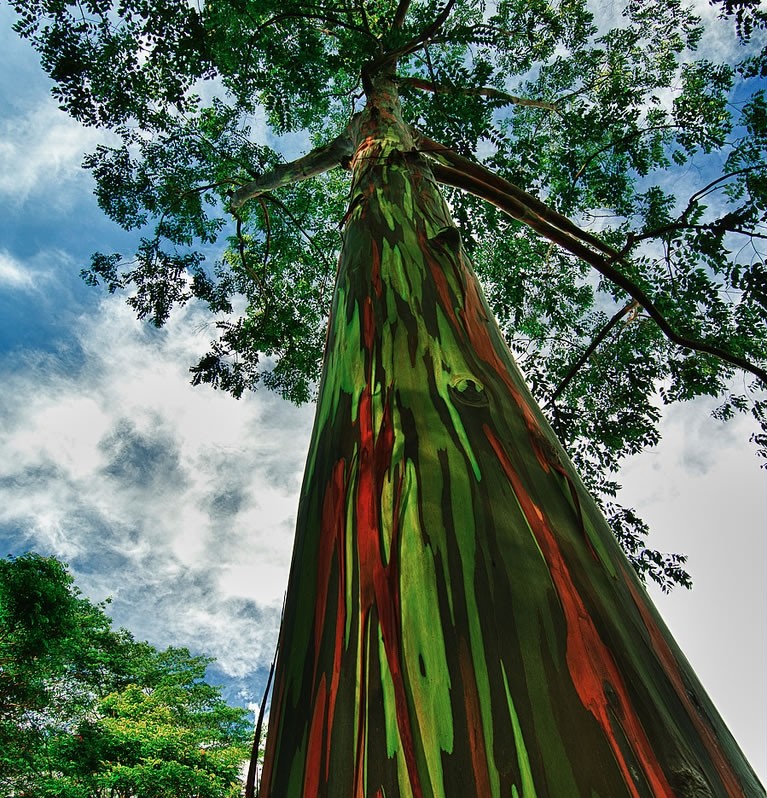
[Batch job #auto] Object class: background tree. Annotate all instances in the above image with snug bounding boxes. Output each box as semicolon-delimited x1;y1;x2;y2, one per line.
0;553;250;798
8;0;766;795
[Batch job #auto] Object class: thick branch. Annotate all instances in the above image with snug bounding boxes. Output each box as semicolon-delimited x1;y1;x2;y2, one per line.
392;0;411;29
398;76;558;112
413;130;615;257
230;134;353;209
414;132;767;387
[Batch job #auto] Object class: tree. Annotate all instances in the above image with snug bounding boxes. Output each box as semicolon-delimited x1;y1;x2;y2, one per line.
8;0;766;795
0;553;250;797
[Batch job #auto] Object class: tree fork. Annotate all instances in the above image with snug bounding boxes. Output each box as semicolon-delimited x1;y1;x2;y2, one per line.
256;77;763;796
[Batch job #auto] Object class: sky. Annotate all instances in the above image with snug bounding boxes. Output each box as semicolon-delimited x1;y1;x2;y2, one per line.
0;2;764;786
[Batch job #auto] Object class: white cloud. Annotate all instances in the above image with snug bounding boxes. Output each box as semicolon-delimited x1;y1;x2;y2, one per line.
0;102;106;205
0;249;42;291
620;399;766;781
0;291;313;683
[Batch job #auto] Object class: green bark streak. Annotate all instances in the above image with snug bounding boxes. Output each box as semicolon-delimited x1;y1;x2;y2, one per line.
502;662;537;798
258;78;764;797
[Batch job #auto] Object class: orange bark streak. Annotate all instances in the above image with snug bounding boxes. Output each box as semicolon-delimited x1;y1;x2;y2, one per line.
419;228;459;327
485;425;675;796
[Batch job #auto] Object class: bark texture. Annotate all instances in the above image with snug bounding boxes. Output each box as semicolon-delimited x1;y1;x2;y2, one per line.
258;79;764;797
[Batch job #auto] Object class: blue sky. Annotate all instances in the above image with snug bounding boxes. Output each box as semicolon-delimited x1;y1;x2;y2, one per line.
0;2;764;783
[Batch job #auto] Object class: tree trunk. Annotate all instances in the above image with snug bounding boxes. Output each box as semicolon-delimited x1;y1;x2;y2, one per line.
257;78;764;797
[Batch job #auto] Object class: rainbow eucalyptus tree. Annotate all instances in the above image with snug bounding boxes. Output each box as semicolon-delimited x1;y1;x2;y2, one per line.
11;0;766;794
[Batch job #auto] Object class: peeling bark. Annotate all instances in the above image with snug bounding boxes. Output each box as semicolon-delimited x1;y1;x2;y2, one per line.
258;79;763;798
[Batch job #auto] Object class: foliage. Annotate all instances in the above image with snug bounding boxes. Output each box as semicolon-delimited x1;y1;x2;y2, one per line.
0;553;250;798
9;0;767;591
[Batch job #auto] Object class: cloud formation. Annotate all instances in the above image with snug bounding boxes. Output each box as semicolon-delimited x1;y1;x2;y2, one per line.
0;290;314;690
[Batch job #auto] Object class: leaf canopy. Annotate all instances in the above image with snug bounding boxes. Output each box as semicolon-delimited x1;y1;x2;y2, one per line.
0;553;250;798
10;0;767;588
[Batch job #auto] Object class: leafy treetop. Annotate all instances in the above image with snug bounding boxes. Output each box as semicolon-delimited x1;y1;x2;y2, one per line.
0;553;250;798
9;0;767;589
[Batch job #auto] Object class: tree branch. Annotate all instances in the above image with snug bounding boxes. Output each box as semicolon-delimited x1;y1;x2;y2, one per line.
544;300;639;408
262;193;339;287
628;218;767;247
414;0;457;45
257;197;271;269
355;0;373;39
412;130;615;256
230;134;353;209
392;0;412;29
248;9;374;40
234;216;269;300
573;124;680;183
412;131;767;387
687;165;765;206
369;0;457;71
398;76;558;112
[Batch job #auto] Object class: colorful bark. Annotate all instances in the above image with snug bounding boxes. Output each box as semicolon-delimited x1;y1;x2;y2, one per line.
258;79;764;797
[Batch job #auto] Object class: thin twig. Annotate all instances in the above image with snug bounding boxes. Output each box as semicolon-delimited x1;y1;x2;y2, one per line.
257;197;272;269
687;165;764;207
262;195;337;273
235;216;269;299
181;178;243;196
544;300;639;408
248;10;373;40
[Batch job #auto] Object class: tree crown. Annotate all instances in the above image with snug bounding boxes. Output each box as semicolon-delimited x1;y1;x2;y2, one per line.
0;552;250;798
9;0;767;589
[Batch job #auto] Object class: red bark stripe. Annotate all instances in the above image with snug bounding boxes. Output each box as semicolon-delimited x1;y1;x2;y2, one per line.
324;572;345;777
315;459;347;678
458;636;494;796
304;675;328;795
356;381;423;797
484;424;674;797
325;467;348;776
363;295;376;352
420;228;459;327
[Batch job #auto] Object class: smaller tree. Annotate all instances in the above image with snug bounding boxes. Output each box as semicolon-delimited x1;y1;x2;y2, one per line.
0;553;250;798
